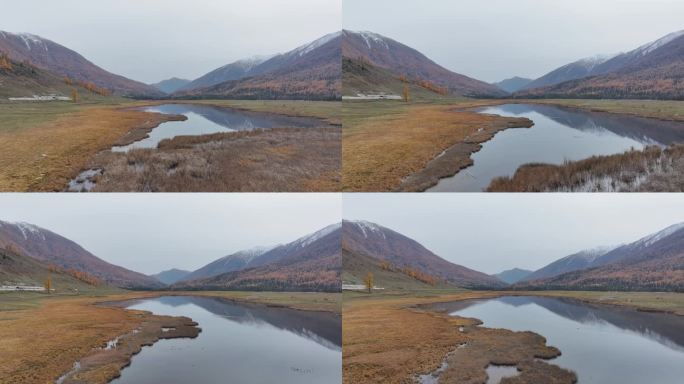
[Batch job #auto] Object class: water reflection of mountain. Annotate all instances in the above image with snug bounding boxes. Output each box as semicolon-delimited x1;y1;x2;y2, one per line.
142;104;321;131
148;296;341;351
480;104;684;146
436;296;684;351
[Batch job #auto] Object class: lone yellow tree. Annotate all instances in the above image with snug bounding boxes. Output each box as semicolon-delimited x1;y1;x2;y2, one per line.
364;272;374;294
402;85;410;102
44;275;52;294
71;88;79;103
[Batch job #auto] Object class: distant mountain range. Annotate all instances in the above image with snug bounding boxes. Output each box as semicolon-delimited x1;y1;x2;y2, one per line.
493;77;533;93
180;245;274;282
0;31;162;97
178;55;274;92
0;30;340;100
0;220;162;289
172;223;341;292
151;268;191;285
342;30;506;98
515;30;684;99
150;77;191;94
515;223;684;291
342;220;505;289
174;32;341;100
493;268;532;284
520;246;616;283
0;219;341;293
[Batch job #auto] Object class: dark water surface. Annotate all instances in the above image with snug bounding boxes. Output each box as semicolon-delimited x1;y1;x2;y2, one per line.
109;296;341;384
429;104;684;191
112;104;321;151
437;296;684;384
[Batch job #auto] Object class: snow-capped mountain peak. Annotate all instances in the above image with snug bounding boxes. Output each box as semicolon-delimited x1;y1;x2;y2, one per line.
295;222;342;248
233;54;276;71
577;53;616;70
0;220;46;240
570;245;616;263
347;220;386;239
0;31;49;52
634;30;684;56
293;31;341;57
347;30;390;50
632;222;684;248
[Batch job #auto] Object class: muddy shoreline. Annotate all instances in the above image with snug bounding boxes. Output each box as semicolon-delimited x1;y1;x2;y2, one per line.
410;299;576;384
56;304;200;384
397;115;533;192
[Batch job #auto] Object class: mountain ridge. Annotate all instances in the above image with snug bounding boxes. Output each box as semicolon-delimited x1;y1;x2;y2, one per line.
517;29;684;99
342;30;506;98
174;32;341;100
0;220;163;289
172;223;342;292
0;30;162;97
517;223;684;291
342;220;505;289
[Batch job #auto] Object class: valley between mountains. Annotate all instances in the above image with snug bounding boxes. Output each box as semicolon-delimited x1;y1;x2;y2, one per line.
2;214;684;383
0;30;342;192
342;29;684;192
341;217;684;384
0;218;342;383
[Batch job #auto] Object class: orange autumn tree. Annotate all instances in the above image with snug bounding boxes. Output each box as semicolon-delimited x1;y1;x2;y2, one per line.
0;52;12;71
364;272;374;294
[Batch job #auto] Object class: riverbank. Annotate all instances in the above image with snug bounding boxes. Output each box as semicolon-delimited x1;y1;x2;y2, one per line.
78;100;340;192
0;291;340;383
526;99;684;122
0;101;179;192
85;125;340;192
342;98;684;192
0;99;340;192
343;290;684;383
342;100;532;191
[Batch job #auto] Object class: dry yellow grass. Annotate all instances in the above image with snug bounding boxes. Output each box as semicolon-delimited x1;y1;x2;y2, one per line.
0;295;145;383
0;99;340;192
0;105;177;191
89;126;341;192
343;291;567;384
342;102;530;191
0;291;340;384
344;293;471;384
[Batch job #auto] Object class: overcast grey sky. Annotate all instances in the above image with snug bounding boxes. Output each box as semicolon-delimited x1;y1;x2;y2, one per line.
0;0;341;83
0;194;340;275
344;0;684;82
344;194;684;275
